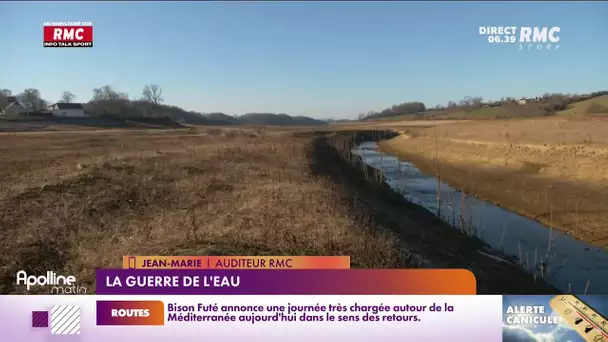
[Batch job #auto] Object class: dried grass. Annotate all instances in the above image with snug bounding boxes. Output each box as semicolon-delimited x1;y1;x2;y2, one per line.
0;128;406;294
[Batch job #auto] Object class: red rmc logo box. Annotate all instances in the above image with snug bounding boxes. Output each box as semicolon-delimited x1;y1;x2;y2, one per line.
43;25;93;48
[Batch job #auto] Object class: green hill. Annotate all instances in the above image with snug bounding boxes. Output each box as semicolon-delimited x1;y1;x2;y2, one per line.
426;107;506;120
557;95;608;116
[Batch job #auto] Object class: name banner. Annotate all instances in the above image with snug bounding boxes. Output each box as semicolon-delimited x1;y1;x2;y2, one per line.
96;269;477;295
122;256;351;269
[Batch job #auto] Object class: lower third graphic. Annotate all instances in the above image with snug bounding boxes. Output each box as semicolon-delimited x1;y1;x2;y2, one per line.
32;304;81;334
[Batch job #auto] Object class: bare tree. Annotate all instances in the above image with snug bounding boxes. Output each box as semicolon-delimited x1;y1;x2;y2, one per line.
470;97;484;107
89;86;131;116
117;92;129;100
18;88;42;109
92;88;103;101
60;91;75;103
0;89;11;97
92;86;128;101
142;84;163;106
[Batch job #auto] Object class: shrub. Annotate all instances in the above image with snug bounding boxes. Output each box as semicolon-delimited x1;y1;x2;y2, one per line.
586;103;608;114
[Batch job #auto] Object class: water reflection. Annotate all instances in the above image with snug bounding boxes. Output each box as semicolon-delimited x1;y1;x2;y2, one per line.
353;142;608;294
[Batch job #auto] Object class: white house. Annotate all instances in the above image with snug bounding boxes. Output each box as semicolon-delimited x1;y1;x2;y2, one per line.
48;103;86;117
1;98;29;115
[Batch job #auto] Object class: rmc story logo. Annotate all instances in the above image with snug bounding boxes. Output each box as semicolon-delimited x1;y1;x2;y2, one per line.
479;26;561;51
16;270;87;294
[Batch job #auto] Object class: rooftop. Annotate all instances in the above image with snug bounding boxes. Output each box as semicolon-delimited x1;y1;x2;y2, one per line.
51;103;84;110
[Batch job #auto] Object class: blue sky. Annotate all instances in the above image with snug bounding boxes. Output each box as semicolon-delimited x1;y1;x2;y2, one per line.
1;2;606;119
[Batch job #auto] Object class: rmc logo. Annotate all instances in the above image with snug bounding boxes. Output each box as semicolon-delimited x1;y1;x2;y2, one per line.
43;22;93;48
52;27;87;40
519;26;560;43
519;26;560;50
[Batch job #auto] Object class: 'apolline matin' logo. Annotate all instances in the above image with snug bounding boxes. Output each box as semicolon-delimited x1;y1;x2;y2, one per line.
16;270;87;294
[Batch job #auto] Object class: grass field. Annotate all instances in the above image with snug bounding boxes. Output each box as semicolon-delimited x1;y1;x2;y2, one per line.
367;95;608;122
377;117;608;249
426;107;506;120
0;126;555;294
557;95;608;117
0;128;411;293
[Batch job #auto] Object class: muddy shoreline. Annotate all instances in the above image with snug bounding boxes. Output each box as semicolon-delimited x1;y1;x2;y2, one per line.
378;133;608;250
311;130;557;294
356;141;608;294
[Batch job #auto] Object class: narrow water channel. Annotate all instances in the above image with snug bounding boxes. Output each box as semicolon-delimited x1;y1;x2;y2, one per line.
353;141;608;294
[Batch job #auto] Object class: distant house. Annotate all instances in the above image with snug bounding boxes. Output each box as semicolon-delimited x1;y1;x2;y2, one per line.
518;99;528;105
48;103;86;117
0;97;29;115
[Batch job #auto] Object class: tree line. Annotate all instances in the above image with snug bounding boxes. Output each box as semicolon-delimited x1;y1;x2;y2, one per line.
0;88;77;110
358;101;427;121
0;85;326;126
357;91;608;120
357;97;489;121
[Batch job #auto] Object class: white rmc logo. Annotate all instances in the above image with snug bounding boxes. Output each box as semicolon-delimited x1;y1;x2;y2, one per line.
519;27;560;43
53;28;85;40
